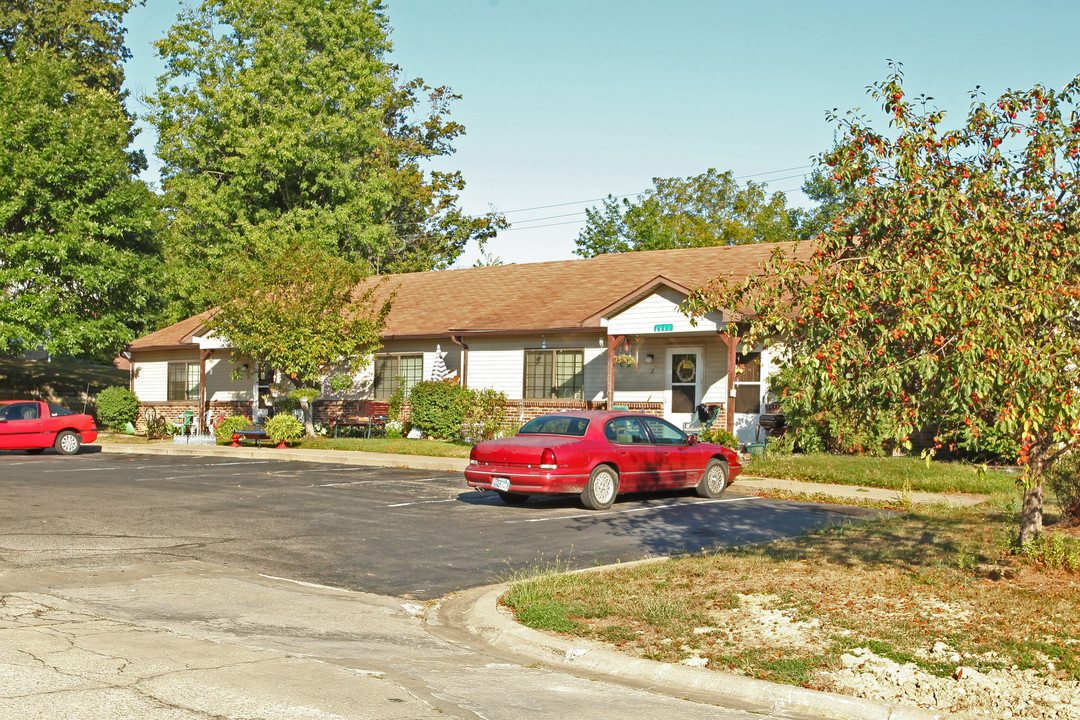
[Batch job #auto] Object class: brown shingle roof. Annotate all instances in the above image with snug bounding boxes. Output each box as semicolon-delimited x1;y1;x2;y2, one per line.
129;243;799;349
128;310;214;351
370;242;799;338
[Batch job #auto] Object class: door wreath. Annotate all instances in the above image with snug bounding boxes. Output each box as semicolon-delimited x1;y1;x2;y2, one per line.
676;358;695;382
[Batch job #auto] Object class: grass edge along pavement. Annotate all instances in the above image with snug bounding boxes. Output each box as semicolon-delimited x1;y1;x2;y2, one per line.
499;488;1080;720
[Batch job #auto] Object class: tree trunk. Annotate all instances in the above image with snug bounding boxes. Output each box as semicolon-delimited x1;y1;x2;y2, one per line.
1020;476;1044;546
299;398;315;437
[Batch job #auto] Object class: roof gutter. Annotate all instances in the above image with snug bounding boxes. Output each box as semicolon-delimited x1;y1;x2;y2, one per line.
449;335;468;387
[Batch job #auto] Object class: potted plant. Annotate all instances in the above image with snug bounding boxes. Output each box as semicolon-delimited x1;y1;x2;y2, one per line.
613;353;637;368
264;414;304;448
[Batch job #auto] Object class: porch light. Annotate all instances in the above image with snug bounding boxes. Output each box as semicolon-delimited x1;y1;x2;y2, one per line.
541;335;546;349
644;354;654;364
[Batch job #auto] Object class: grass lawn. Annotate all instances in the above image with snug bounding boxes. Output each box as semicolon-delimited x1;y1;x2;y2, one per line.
502;502;1080;715
745;452;1017;495
294;436;472;458
501;453;1080;716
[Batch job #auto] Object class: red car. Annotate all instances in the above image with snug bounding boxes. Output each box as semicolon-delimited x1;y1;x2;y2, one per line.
0;400;98;455
466;411;741;510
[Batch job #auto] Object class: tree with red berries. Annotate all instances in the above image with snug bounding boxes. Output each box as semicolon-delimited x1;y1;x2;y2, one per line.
687;63;1080;544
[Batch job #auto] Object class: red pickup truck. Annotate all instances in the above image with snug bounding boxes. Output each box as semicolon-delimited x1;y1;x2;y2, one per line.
0;400;98;455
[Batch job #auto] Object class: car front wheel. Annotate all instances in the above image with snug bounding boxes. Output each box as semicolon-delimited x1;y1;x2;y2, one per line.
54;431;81;456
696;459;728;498
581;465;619;510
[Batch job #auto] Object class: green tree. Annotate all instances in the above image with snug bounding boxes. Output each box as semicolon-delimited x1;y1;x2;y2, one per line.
0;0;163;362
149;0;505;318
1;0;135;93
791;166;848;240
687;64;1080;544
203;241;391;435
574;168;797;257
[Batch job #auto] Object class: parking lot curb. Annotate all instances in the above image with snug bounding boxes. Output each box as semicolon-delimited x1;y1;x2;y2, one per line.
440;583;941;720
96;442;469;473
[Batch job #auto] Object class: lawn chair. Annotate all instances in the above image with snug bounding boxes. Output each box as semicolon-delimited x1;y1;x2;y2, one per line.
683;403;722;434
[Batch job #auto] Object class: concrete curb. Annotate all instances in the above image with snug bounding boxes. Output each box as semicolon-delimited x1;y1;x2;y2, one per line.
444;583;941;720
97;442;469;473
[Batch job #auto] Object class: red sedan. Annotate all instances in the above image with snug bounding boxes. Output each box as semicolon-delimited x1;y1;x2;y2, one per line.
466;411;741;510
0;400;98;455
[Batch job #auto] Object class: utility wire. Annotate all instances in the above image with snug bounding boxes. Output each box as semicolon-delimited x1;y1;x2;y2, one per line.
499;164;814;215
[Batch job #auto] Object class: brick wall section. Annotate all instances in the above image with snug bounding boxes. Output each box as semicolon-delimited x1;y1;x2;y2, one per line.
501;399;663;431
135;401;250;435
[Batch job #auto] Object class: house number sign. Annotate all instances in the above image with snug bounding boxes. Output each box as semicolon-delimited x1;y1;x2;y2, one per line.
654;324;673;332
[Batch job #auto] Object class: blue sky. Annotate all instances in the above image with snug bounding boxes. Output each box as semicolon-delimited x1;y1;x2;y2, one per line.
123;0;1080;266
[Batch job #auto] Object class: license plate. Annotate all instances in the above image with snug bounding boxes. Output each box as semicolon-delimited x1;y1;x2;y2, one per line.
492;476;511;492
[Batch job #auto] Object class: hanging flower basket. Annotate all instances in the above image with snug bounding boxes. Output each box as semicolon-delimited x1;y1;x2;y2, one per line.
614;354;638;368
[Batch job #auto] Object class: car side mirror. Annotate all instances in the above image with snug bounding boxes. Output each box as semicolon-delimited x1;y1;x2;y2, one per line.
686;434;698;445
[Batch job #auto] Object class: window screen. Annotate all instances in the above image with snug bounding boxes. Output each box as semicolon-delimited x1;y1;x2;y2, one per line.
523;349;584;400
167;362;200;401
374;354;423;399
734;352;762;414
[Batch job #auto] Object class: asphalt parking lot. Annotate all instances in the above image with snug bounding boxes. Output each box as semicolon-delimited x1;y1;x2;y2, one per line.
0;450;882;599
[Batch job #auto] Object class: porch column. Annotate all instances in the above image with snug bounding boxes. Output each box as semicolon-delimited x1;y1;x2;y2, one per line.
605;334;625;410
718;334;738;435
199;349;213;433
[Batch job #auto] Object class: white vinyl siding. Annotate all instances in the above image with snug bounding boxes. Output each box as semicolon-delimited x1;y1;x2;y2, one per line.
605;288;724;336
466;334;606;400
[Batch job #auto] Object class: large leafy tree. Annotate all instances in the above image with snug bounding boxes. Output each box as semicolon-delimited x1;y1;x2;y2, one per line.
687;65;1080;544
0;0;162;362
204;241;391;435
149;0;505;318
574;168;797;257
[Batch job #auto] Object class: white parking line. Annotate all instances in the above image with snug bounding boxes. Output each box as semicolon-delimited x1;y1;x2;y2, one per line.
385;498;457;508
310;476;456;488
42;466;124;473
201;461;273;467
506;495;763;523
311;481;374;487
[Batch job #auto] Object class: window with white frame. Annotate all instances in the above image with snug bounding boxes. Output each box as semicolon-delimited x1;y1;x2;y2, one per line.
524;349;584;400
167;362;200;401
733;351;762;414
374;354;423;399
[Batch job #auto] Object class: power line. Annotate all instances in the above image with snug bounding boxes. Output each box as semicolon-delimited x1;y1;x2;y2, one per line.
390;163;817;239
498;164;814;215
507;170;813;227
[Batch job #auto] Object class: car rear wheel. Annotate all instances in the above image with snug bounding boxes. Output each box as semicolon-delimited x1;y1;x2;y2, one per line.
54;431;81;456
581;465;619;510
496;490;529;505
696;459;728;498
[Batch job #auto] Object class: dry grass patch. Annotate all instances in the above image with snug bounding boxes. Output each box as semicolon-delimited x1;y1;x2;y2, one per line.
502;507;1080;717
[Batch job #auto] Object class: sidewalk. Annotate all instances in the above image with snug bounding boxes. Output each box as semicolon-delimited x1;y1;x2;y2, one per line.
98;442;988;507
0;561;937;720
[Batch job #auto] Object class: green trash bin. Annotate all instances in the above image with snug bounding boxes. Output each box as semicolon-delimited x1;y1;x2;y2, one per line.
746;442;766;457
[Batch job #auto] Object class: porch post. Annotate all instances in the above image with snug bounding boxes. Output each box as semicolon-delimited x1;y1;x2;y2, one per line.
605;334;625;410
199;349;213;433
718;333;738;434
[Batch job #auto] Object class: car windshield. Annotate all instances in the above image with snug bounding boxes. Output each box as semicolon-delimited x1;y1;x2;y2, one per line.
49;404;76;417
518;416;590;437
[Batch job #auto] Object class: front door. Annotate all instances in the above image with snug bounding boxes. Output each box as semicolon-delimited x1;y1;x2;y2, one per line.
665;347;702;430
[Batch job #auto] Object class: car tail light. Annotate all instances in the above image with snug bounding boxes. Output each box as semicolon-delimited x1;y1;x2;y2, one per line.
469;445;478;463
540;448;557;469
